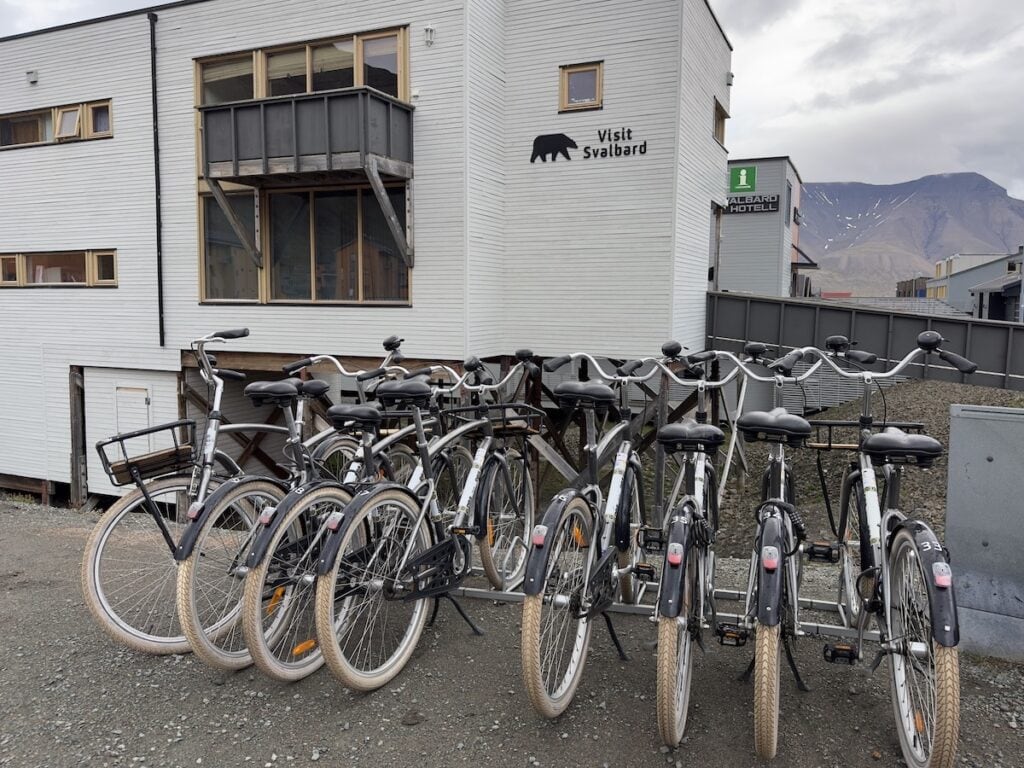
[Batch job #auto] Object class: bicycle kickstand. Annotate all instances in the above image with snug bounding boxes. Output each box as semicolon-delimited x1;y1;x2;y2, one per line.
782;633;811;692
443;594;485;636
602;612;630;662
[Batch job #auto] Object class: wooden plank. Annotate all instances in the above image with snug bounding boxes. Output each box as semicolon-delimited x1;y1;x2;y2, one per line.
527;434;576;481
207;178;262;268
365;155;413;266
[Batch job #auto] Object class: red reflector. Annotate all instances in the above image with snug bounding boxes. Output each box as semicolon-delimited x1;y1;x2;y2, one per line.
258;506;276;525
667;542;684;566
932;562;952;588
326;512;344;531
531;525;548;547
761;545;780;572
186;502;202;520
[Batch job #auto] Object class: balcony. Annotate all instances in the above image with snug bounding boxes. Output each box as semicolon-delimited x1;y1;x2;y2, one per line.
199;87;413;184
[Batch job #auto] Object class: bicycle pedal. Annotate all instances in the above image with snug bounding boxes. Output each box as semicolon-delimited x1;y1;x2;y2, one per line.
638;526;666;554
634;562;657;582
823;642;859;665
450;526;481;537
715;622;748;647
806;540;841;564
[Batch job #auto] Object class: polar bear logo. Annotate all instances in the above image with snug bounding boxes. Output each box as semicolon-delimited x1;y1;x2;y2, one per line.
530;134;577;162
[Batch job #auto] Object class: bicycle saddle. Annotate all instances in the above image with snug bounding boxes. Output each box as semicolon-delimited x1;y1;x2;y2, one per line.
244;379;300;407
552;380;615;407
327;403;384;429
862;427;942;468
297;379;330;398
657;420;725;454
376;378;432;406
737;408;811;446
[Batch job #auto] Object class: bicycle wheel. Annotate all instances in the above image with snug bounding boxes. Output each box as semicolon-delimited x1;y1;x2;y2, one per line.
315;488;432;691
615;463;642;604
387;443;418;486
314;436;360;483
753;622;781;760
887;529;960;768
176;480;284;670
432;451;461;518
81;475;196;654
478;451;534;589
241;486;350;682
839;475;872;625
656;549;697;745
521;497;593;718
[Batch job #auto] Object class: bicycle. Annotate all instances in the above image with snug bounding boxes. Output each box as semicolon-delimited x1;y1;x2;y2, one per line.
311;353;540;691
83;328;254;654
789;331;975;768
520;352;649;718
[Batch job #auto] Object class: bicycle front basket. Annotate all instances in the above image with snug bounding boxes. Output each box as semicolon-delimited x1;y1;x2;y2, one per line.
96;419;196;487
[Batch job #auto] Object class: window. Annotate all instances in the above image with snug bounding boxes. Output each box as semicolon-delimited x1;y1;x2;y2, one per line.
714;100;728;145
0;101;110;149
269;192;313;300
197;29;408;105
0;110;52;146
559;62;603;111
0;251;117;287
202;195;259;301
55;107;82;140
785;182;793;226
201;56;255;104
87;102;112;137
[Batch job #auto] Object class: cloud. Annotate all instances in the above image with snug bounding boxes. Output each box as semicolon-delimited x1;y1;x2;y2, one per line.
1;0;155;35
710;0;802;35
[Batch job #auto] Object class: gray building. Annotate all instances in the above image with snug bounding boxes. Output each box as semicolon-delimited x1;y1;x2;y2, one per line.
716;156;815;298
970;247;1023;322
925;248;1023;316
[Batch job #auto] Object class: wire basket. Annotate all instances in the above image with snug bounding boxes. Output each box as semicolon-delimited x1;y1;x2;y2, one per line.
96;419;196;487
806;419;925;451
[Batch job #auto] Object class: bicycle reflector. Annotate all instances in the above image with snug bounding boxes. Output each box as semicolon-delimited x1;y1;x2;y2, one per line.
186;502;203;520
258;506;277;526
932;561;953;588
761;545;780;572
325;511;345;531
667;542;684;567
531;525;548;547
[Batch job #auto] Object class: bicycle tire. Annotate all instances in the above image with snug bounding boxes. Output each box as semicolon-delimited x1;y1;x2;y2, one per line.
81;475;196;654
521;497;593;718
477;450;534;590
753;622;781;760
839;474;873;625
615;463;642;604
241;486;349;682
315;487;432;691
387;442;418;486
313;435;360;483
656;550;697;745
176;480;284;670
887;528;960;768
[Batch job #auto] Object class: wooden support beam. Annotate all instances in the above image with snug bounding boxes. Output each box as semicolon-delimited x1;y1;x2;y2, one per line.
365;154;413;267
236;407;284;467
207;178;262;268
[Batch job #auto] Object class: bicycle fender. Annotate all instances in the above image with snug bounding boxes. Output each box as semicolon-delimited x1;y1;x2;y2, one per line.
174;474;289;561
657;512;692;619
523;490;583;596
892;519;959;647
757;514;785;627
316;483;421;576
243;479;343;569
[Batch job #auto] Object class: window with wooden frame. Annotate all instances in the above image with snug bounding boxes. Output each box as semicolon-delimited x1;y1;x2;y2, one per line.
0;250;117;287
559;62;603;112
714;100;728;145
200;193;259;302
0;101;111;149
196;28;408;105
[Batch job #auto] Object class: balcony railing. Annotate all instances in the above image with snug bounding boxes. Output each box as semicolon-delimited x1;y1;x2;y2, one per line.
199;87;413;181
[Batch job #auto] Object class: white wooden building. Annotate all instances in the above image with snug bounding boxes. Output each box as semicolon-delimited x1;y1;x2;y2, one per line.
0;0;732;498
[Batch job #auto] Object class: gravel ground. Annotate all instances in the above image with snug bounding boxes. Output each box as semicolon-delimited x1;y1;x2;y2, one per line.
2;489;1023;768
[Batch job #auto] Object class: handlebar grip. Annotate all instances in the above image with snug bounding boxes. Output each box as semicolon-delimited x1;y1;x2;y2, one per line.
845;349;878;365
938;349;978;374
282;357;313;374
771;349;804;374
543;355;571;372
514;348;534;361
406;367;434;378
212;328;250;340
616;359;644;376
356;367;387;382
464;355;482;372
216;369;246;382
686;350;716;365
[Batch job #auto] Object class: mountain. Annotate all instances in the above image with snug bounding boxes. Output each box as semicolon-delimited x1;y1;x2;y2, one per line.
799;173;1024;296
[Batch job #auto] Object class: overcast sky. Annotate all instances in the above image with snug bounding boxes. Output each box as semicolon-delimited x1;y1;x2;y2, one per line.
4;0;1023;197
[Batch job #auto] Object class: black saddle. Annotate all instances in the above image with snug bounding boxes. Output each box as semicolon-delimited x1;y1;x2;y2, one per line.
297;379;330;398
327;404;383;430
657;420;725;454
244;379;300;407
863;427;942;468
376;378;432;407
552;381;616;408
737;408;811;446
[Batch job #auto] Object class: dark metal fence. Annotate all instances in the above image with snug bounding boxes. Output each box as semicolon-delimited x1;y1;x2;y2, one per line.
706;292;1024;391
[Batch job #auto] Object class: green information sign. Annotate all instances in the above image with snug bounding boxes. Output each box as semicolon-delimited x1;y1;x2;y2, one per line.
730;166;757;193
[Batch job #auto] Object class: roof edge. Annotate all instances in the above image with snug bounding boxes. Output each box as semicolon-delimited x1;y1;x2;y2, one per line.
702;0;733;51
0;0;212;43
